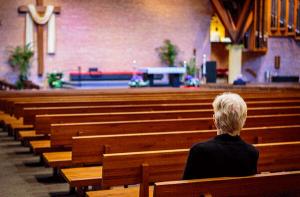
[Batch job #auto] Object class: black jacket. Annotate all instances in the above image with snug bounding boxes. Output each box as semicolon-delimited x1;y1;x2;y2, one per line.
183;134;259;180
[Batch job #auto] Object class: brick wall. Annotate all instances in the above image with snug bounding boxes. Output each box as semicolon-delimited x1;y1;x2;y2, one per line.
243;38;300;82
0;0;212;85
0;0;299;85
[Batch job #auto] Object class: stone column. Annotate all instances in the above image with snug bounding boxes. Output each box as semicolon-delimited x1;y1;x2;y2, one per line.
227;44;243;84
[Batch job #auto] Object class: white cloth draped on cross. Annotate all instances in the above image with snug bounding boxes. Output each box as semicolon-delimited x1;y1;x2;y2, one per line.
25;4;56;54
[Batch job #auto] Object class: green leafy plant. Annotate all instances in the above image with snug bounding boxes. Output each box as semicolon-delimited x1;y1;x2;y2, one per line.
156;39;179;67
186;57;197;76
8;44;34;89
47;72;63;88
180;57;197;77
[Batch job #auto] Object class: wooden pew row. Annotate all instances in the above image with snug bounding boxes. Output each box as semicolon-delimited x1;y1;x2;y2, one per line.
81;141;300;197
0;88;223;98
2;90;234;115
23;99;300;125
1;92;218;115
42;125;300;177
7;96;214;116
0;113;33;136
34;106;300;133
3;92;300;128
152;171;300;197
30;114;300;155
17;101;300;142
2;88;300;113
9;95;300;119
4;90;299;105
0;88;227;110
17;101;300;144
22;100;300;135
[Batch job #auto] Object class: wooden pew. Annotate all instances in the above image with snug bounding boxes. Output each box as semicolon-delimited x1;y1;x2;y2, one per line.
4;93;296;129
17;100;300;141
84;141;300;197
21;98;300;125
35;114;300;154
10;97;300;119
2;88;300;114
34;106;300;133
0;113;33;136
42;125;300;174
152;171;300;197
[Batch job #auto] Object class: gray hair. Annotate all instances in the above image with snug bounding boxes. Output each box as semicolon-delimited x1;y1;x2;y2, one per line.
212;92;247;136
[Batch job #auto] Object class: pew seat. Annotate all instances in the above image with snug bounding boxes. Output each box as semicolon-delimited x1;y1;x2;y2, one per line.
29;140;51;154
18;130;47;141
43;151;72;168
87;186;154;197
61;166;102;187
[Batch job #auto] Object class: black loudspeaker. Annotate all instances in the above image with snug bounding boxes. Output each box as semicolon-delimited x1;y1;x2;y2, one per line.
205;61;217;83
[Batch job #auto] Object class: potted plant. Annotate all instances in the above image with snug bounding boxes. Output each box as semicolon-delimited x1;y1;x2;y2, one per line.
8;44;34;89
47;72;63;88
182;57;200;87
156;39;181;87
156;39;179;67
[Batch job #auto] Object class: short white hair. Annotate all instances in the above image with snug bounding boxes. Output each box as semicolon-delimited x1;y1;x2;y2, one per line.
212;92;247;136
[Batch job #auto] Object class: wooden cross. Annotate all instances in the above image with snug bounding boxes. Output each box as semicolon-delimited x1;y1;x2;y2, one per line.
18;0;61;76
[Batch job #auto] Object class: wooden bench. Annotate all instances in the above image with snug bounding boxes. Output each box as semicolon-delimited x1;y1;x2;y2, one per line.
83;141;300;197
34;106;300;133
0;114;33;136
17;99;300;135
152;171;300;197
42;125;300;175
17;100;300;142
37;114;300;153
10;96;300;119
2;88;300;113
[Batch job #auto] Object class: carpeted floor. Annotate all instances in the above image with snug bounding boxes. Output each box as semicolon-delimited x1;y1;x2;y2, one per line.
0;129;74;197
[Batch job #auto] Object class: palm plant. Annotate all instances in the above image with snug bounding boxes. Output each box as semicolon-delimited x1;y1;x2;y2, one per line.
156;39;179;67
9;44;34;89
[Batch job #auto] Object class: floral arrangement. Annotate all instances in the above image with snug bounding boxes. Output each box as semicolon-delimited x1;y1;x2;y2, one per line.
128;75;149;87
182;57;199;87
184;75;200;87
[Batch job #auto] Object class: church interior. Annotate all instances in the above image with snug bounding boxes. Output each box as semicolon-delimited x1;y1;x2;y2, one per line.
0;0;300;196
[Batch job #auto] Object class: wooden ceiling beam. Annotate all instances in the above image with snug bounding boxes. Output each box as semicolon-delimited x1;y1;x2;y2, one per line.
236;0;253;42
210;0;237;42
239;11;254;43
235;0;253;41
236;0;252;31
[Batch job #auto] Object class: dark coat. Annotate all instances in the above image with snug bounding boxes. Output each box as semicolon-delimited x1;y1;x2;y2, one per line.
183;134;259;180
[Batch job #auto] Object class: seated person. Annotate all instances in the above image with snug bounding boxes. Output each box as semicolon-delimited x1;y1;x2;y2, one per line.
183;92;259;180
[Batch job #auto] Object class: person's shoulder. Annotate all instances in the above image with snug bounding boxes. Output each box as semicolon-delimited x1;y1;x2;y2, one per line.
242;141;259;156
190;138;217;153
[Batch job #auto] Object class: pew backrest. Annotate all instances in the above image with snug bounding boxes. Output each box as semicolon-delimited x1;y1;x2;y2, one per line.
101;141;300;188
14;99;300;119
50;114;300;148
35;106;300;132
71;125;300;165
153;171;300;197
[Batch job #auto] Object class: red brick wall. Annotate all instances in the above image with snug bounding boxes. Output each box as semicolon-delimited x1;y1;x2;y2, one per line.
0;0;213;84
1;0;298;85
